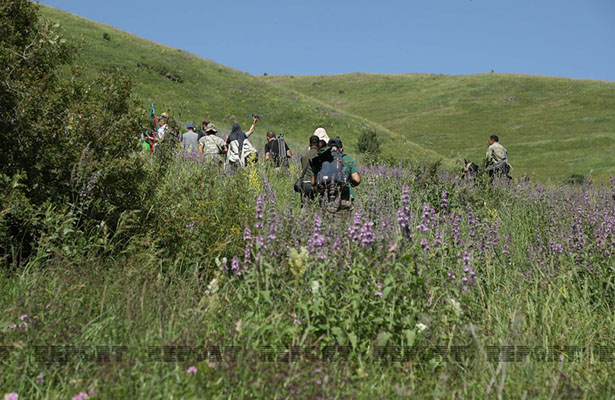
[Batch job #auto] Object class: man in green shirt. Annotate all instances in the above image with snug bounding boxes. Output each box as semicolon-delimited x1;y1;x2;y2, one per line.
298;135;321;205
310;137;361;212
485;135;511;180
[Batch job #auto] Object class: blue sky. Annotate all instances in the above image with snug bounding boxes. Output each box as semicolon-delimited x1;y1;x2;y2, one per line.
39;0;614;81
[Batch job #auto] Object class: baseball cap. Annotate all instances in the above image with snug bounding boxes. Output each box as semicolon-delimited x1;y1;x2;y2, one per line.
187;124;194;130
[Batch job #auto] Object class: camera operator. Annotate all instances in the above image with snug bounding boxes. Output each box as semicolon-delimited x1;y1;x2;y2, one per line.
264;131;292;168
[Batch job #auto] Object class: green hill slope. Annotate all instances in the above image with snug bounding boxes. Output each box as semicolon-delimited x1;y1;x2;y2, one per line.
264;73;615;181
39;6;444;165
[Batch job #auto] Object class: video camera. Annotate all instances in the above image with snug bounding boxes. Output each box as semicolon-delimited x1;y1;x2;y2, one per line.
246;113;266;118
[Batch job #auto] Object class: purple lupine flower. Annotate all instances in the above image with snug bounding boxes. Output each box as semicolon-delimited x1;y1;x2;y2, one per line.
268;223;277;241
461;250;471;268
244;244;252;265
359;220;376;248
452;214;461;246
441;190;448;212
484;218;499;250
255;195;265;228
420;238;430;251
308;214;327;253
418;203;431;233
448;270;456;280
231;256;241;276
243;226;252;242
429;206;438;229
347;211;363;242
187;366;198;374
434;228;442;248
290;312;301;325
397;185;412;239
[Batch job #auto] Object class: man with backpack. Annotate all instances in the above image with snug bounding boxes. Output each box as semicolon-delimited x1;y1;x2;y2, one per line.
264;131;292;169
296;135;321;206
199;122;227;164
310;137;361;212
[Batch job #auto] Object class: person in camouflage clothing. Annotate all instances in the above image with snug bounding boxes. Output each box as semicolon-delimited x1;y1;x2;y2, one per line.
198;123;227;164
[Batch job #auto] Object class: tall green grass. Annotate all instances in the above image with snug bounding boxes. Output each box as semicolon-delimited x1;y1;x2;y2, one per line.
2;153;615;398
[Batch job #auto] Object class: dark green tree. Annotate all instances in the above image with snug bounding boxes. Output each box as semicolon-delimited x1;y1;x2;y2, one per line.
1;0;150;264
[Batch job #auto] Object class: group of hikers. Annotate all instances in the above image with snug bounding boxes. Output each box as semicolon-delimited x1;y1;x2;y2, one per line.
141;114;363;212
142;112;511;212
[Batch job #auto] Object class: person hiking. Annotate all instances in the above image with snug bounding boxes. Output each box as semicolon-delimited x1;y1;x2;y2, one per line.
197;120;210;142
313;127;330;150
156;113;170;140
226;116;259;169
199;122;227;163
181;124;199;153
485;135;511;180
296;135;320;206
141;130;155;153
264;131;292;168
310;137;361;212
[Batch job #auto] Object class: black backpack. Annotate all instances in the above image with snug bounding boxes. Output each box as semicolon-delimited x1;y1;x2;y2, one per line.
316;151;349;188
275;134;289;168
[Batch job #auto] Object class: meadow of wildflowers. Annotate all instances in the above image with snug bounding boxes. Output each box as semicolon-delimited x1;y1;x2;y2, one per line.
1;154;615;398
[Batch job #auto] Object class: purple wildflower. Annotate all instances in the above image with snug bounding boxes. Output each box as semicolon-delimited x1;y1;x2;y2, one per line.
418;203;431;233
434;229;442;248
347;211;363;242
359;220;376;248
441;190;448;212
397;184;413;239
255;195;265;228
231;256;241;276
308;214;327;255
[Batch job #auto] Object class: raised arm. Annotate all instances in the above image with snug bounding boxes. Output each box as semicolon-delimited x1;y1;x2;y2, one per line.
245;116;259;136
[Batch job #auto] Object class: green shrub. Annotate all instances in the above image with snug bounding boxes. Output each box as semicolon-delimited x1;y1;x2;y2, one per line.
0;1;150;264
567;172;586;185
356;128;381;156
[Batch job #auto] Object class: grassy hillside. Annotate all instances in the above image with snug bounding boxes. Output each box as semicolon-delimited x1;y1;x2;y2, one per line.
39;6;444;165
265;73;615;182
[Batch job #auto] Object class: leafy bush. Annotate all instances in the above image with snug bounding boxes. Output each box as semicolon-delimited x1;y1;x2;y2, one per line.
0;0;150;264
567;172;586;185
356;127;381;156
